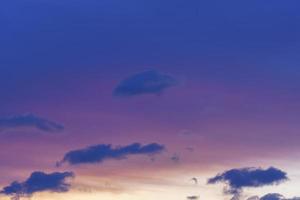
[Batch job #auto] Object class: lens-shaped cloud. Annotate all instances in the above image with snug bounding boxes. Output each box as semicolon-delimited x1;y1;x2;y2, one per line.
113;70;178;97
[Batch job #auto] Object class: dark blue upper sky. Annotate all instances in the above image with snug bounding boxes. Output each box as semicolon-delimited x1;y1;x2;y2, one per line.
1;1;300;108
1;0;300;69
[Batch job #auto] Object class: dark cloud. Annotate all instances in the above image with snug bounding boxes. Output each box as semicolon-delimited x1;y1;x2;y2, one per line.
1;171;74;200
0;114;64;133
247;193;300;200
58;143;165;166
260;194;285;200
187;195;200;200
208;167;288;196
113;70;178;97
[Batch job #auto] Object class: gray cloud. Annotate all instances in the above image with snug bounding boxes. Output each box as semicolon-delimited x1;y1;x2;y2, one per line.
187;195;200;200
0;114;64;133
247;196;260;200
191;177;198;185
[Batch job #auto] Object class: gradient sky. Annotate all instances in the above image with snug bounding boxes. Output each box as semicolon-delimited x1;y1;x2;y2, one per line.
1;1;300;200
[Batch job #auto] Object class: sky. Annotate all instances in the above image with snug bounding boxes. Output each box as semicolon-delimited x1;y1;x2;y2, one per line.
1;1;300;200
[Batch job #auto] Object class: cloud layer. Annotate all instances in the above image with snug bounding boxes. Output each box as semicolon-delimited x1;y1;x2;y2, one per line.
113;70;178;97
208;167;288;195
59;143;165;166
0;114;64;133
1;171;74;200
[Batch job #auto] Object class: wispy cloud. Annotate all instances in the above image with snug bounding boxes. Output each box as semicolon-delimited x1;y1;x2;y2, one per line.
113;70;178;97
1;171;74;200
0;114;64;133
58;143;165;166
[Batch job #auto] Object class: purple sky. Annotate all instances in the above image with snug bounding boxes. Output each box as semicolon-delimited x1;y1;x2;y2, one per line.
1;1;300;200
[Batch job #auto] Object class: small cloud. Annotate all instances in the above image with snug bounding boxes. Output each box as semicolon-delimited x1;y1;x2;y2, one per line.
0;114;64;133
170;153;180;163
187;195;200;200
208;167;288;197
178;130;194;137
177;129;203;140
190;177;198;185
185;147;195;152
1;171;74;200
113;70;178;97
58;143;165;166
